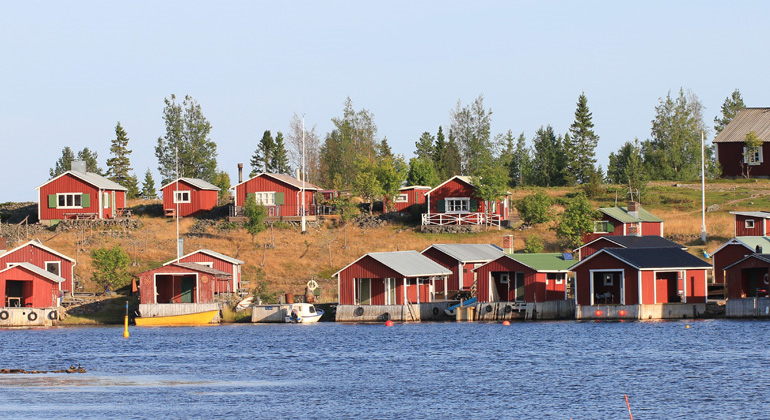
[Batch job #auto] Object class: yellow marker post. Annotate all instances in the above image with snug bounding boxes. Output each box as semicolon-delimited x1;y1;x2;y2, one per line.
123;301;130;338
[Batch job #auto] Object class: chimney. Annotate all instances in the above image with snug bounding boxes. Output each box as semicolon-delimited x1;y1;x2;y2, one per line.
756;245;763;254
503;234;514;254
71;160;86;173
627;201;639;218
296;168;301;181
237;163;243;183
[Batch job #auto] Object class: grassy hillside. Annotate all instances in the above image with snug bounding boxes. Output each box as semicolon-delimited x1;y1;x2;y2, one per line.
5;179;770;301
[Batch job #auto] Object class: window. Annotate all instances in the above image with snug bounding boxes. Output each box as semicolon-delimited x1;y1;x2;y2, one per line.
173;190;191;204
548;273;565;284
57;193;82;209
744;146;763;166
394;194;408;203
499;273;509;284
255;192;276;205
45;261;61;276
446;198;470;213
194;261;213;268
746;219;755;229
603;273;613;286
594;221;610;233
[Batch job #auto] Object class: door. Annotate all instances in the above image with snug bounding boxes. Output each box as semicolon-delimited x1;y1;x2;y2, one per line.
385;278;396;305
180;276;195;303
514;272;525;302
357;278;371;305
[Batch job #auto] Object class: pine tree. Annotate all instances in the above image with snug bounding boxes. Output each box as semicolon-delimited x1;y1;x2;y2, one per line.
140;168;157;199
565;92;599;185
530;125;566;187
432;126;447;179
714;88;746;135
507;132;530;187
406;157;440;187
77;147;102;174
50;146;76;177
415;131;435;160
270;132;291;175
251;130;274;176
106;122;133;186
125;173;140;199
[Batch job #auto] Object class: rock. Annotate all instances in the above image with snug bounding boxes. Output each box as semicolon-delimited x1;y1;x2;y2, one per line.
706;204;720;212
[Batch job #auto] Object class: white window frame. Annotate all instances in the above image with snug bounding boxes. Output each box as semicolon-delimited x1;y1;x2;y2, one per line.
746;219;755;229
45;261;61;276
173;190;191;204
548;273;565;284
57;193;83;209
445;197;470;213
499;273;509;284
394;194;408;203
594;220;610;233
255;192;276;206
603;273;614;286
194;261;214;268
744;146;763;166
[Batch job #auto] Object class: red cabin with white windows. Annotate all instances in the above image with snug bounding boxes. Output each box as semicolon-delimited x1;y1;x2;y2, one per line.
475;253;573;303
231;173;320;219
0;240;75;297
712;108;770;178
163;249;243;294
422;176;509;227
161;178;220;217
384;185;430;215
571;248;710;306
334;251;451;306
730;212;770;236
420;244;504;294
36;162;127;224
137;263;231;305
582;202;663;244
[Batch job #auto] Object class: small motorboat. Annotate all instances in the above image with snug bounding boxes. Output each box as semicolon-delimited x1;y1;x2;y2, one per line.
284;303;323;323
134;310;220;326
235;296;254;312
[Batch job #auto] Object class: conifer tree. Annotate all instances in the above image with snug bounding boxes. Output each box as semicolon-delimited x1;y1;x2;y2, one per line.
77;147;102;174
251;130;274;176
270;132;291;175
530;125;566;187
565;92;599;185
50;146;76;177
415;132;435;160
125;173;140;199
140;168;157;199
714;88;746;135
508;132;530;187
106;122;133;186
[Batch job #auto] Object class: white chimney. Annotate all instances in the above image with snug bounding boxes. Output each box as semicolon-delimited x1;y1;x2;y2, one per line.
71;160;87;173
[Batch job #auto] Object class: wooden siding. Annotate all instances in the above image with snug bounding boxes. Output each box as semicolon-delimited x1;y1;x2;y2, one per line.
421;248;462;291
137;265;216;304
734;214;767;236
0;266;60;307
161;180;219;217
0;244;73;293
577;237;617;260
234;175;316;217
713;244;753;284
337;255;403;305
427;177;508;219
385;187;428;213
717;142;770;178
38;173;125;220
176;252;241;293
641;222;663;236
724;257;770;299
475;256;567;303
573;252;635;306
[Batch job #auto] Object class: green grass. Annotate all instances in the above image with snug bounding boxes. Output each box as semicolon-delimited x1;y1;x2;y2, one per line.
61;295;135;325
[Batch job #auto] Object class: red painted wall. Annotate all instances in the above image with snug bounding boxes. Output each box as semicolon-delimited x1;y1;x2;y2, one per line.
717;142;770;178
234;175;316;217
39;173;126;220
177;252;240;293
641;222;663;236
476;256;567;303
421;248;461;291
337;255;402;305
545;273;567;301
573;252;635;305
734;214;767;236
713;244;753;284
162;180;219;217
724;257;770;299
386;187;429;213
427;177;508;219
138;265;216;304
0;266;60;307
0;244;73;293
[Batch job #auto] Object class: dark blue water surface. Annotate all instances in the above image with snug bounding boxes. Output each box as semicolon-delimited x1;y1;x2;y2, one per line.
0;320;767;419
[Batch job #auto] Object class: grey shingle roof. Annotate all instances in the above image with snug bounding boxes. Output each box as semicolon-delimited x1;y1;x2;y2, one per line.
425;244;504;263
335;251;452;278
161;178;221;191
729;211;770;219
164;249;244;266
713;108;770;143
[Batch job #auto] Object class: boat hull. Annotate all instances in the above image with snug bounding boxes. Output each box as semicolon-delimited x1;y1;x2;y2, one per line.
135;310;219;326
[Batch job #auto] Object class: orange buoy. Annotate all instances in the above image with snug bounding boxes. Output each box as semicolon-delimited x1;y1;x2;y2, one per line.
385;320;394;327
502;320;510;326
595;310;603;317
618;310;626;317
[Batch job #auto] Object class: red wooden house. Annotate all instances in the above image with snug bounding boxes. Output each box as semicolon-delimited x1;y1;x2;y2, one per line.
575;235;685;261
571;247;711;307
36;161;127;224
137;263;231;305
421;244;504;295
164;249;244;294
0;240;76;296
712;108;770;178
729;211;770;236
0;263;65;308
582;201;663;244
475;253;574;303
723;253;770;299
422;176;510;228
384;185;430;215
231;172;320;220
334;251;451;306
709;236;770;284
161;178;220;217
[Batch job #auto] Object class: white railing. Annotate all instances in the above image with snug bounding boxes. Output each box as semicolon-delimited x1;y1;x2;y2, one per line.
421;212;501;228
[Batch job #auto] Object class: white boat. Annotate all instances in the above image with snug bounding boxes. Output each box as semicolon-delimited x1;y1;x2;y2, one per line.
235;296;254;312
284;303;323;323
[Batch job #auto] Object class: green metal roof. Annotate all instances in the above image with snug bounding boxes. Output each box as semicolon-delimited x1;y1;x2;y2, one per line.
506;253;574;272
736;236;770;250
599;206;663;223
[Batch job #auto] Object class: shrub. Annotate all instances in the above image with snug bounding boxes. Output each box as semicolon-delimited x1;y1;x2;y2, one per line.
91;245;132;291
523;235;544;253
515;191;553;225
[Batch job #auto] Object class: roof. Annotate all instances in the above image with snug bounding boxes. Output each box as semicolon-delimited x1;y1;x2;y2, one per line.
425;175;473;196
577;235;685;252
160;177;220;191
399;185;431;191
0;262;65;283
166;263;232;278
37;170;128;191
598;206;663;223
232;172;321;191
506;253;575;272
729;211;770;219
710;236;770;257
164;249;244;266
0;240;76;263
713;108;770;143
422;243;504;263
724;253;770;271
333;250;452;278
572;247;711;270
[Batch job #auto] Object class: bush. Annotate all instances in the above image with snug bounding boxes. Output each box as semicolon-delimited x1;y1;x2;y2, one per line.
515;191;553;225
523;235;544;253
91;245;132;291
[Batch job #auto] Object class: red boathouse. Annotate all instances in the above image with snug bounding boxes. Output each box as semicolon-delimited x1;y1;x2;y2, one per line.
420;243;504;295
475;253;574;303
164;249;244;294
0;240;76;296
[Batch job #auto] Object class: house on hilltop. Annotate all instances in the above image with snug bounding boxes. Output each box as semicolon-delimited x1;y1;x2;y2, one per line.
712;108;770;178
422;176;510;229
230;171;320;221
160;177;220;217
582;201;663;244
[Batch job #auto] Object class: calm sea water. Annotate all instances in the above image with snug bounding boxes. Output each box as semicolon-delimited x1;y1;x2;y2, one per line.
0;320;767;419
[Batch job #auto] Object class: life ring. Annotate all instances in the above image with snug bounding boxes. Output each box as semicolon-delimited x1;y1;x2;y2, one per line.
504;305;512;313
485;305;493;313
382;312;390;321
0;311;8;320
28;312;38;322
307;280;319;291
432;307;440;316
48;311;58;321
355;306;364;316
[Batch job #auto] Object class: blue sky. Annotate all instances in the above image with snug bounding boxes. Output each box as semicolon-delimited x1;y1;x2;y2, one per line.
2;1;767;201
